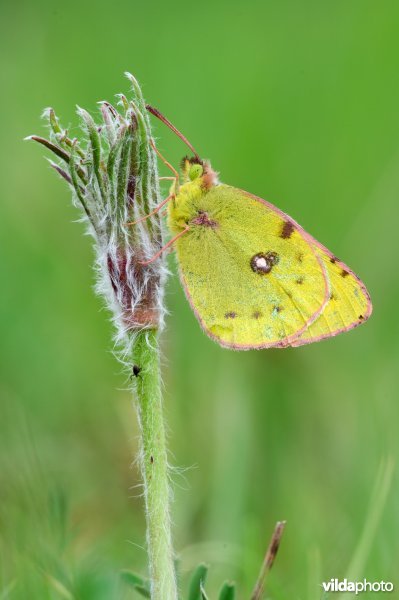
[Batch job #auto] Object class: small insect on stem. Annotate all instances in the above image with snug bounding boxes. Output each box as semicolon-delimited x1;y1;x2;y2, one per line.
132;364;142;377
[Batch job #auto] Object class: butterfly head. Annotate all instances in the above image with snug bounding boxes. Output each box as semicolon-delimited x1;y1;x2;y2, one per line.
180;156;218;189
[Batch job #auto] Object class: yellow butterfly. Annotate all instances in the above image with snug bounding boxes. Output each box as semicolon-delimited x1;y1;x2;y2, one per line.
142;106;372;349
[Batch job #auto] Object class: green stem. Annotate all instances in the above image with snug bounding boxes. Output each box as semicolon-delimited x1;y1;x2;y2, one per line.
132;329;177;600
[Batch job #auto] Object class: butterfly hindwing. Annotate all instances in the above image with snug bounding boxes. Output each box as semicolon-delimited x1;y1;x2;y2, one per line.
291;244;372;346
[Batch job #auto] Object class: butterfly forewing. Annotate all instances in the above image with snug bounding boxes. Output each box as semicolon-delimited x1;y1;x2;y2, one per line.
175;185;331;349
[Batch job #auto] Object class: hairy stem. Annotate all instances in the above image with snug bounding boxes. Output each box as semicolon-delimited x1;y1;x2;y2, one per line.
29;76;174;597
132;329;177;600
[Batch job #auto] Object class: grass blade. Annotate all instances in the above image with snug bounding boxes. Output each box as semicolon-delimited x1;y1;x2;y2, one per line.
251;520;286;600
120;570;150;598
218;581;236;600
188;564;208;600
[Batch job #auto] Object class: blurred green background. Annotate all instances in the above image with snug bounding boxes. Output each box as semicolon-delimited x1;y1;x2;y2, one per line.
1;0;399;598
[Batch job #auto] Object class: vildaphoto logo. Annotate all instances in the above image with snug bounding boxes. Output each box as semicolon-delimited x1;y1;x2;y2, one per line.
322;579;394;594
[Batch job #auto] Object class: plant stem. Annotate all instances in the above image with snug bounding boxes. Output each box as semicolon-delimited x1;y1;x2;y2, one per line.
132;329;177;600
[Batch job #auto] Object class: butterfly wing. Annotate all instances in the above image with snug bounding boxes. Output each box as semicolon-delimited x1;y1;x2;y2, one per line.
291;243;372;346
174;184;331;349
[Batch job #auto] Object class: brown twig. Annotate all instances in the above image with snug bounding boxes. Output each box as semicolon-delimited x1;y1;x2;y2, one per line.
251;520;287;600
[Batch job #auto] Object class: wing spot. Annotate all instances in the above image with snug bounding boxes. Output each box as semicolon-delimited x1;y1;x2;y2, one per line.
280;220;295;239
341;269;349;277
272;305;283;315
191;210;218;228
297;252;304;263
330;256;339;264
359;314;364;320
296;276;304;285
225;311;236;319
250;251;279;274
252;311;262;319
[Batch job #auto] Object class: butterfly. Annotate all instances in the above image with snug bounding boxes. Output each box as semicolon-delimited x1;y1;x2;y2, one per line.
141;106;372;349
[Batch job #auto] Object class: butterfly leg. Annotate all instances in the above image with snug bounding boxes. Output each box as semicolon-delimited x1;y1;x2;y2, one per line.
150;139;180;188
126;193;175;226
139;226;190;266
125;139;179;226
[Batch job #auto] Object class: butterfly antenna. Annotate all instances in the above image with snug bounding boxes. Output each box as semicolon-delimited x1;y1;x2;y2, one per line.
146;105;201;161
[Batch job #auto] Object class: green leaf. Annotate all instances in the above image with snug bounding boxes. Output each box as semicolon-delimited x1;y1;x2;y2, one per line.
116;126;132;208
26;135;87;183
132;586;151;598
26;134;70;163
100;101;117;146
218;581;236;600
188;564;208;600
77;106;106;201
120;570;150;598
117;93;130;112
129;101;152;217
69;143;95;229
106;125;125;184
200;583;209;600
48;107;62;134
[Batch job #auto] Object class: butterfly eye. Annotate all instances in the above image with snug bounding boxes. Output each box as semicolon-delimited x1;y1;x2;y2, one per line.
250;252;279;274
189;164;203;180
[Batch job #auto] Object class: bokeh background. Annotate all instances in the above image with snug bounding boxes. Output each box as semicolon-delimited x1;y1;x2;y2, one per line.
1;1;399;598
